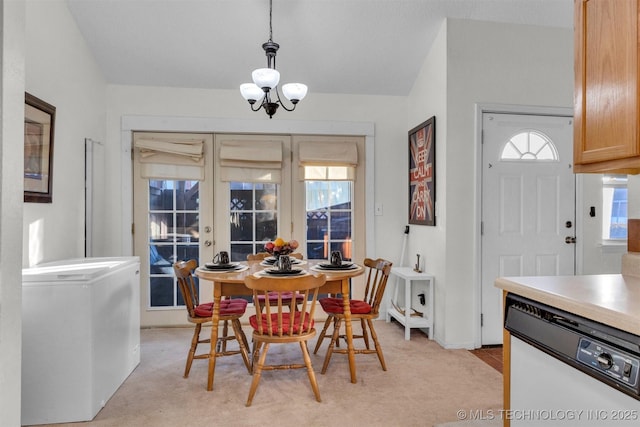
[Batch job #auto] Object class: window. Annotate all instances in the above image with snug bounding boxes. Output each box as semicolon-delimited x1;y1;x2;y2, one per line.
305;180;353;261
500;130;558;161
229;182;278;260
602;175;628;240
298;139;358;261
148;179;200;307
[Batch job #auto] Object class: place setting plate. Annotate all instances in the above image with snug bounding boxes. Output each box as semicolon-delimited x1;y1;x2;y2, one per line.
202;262;246;272
260;258;305;266
311;262;358;271
260;268;305;276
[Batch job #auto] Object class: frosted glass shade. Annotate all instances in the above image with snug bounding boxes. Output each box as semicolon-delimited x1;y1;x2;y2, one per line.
282;83;308;102
252;68;280;89
240;83;264;102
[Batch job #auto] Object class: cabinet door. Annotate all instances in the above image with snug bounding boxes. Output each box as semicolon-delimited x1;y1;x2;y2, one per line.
574;0;639;166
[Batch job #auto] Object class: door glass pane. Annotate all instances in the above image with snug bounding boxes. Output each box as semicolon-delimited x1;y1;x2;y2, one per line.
500;131;559;161
305;181;353;260
148;179;200;308
229;182;278;261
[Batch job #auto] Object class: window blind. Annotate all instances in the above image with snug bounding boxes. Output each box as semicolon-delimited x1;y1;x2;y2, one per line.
299;141;358;180
134;137;205;180
219;139;283;183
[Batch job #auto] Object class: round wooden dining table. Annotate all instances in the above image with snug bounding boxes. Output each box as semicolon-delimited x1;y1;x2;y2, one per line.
196;259;364;391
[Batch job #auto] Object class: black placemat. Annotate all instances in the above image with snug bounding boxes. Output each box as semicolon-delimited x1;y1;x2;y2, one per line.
264;268;304;276
317;262;355;270
204;262;239;270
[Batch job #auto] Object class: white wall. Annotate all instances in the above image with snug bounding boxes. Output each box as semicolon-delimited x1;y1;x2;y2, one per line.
1;2;105;423
406;20;449;344
0;2;26;425
407;19;583;348
22;0;106;267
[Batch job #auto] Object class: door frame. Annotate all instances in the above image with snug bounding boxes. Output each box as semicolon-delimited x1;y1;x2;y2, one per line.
474;103;580;348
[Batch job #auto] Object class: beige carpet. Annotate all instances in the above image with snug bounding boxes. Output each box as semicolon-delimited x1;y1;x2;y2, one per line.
30;321;502;427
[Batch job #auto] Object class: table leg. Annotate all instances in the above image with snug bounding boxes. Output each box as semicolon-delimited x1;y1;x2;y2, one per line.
207;285;222;391
341;278;357;383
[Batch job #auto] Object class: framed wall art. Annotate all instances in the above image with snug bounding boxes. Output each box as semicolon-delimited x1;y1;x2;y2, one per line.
24;92;56;203
408;116;435;226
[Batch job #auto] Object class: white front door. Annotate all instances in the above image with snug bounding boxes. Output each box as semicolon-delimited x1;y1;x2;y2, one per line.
481;113;575;345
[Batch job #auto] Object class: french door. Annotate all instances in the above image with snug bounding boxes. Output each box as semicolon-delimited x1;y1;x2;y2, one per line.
133;132;366;327
133;132;214;326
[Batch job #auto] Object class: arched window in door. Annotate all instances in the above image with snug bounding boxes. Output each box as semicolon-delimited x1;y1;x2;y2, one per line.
500;130;559;161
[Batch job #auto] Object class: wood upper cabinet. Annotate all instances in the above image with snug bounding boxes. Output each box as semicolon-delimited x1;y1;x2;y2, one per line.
574;0;640;173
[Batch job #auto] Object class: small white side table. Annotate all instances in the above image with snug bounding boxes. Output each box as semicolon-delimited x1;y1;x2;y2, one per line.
386;266;434;340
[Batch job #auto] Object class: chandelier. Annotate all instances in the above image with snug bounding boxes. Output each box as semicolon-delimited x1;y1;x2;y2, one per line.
239;0;308;119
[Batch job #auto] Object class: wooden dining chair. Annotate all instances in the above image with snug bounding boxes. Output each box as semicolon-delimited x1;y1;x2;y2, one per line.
246;252;269;261
247;252;305;310
313;257;392;374
243;272;326;406
173;260;251;381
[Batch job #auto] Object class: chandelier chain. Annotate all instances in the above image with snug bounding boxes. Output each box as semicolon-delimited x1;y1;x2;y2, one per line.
268;0;273;42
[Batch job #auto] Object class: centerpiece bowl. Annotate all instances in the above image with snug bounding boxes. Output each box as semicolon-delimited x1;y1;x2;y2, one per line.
264;238;299;258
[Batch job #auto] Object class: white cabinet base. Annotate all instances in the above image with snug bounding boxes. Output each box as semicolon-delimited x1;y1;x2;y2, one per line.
386;267;434;340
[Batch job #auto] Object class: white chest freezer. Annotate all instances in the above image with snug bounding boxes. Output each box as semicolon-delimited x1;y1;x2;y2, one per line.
21;257;141;425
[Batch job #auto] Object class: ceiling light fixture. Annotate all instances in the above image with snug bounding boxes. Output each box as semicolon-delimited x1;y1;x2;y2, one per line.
239;0;307;119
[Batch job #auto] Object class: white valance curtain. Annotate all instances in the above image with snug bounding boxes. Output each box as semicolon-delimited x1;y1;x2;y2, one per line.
134;137;205;180
298;141;358;180
219;139;283;183
133;135;357;182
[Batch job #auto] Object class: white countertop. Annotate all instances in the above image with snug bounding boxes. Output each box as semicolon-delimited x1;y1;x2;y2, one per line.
495;273;640;336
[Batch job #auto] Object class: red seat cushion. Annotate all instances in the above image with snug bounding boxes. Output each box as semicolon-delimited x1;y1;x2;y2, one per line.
249;312;314;334
319;297;372;314
193;298;248;317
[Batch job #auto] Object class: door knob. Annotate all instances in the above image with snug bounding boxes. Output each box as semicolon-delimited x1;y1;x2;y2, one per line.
204;240;212;247
565;236;576;244
204;226;212;233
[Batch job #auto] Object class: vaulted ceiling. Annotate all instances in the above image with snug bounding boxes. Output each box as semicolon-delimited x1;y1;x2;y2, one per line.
66;0;573;96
